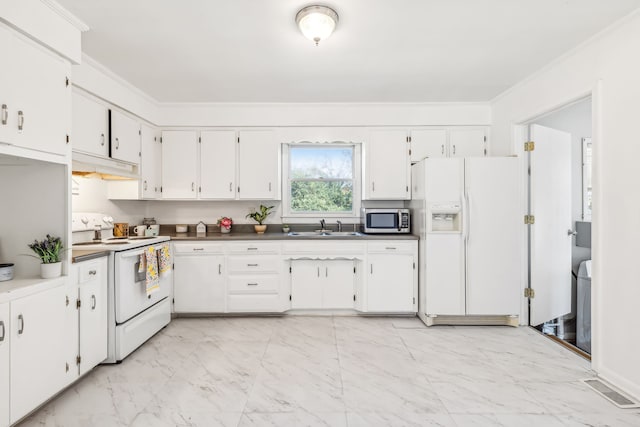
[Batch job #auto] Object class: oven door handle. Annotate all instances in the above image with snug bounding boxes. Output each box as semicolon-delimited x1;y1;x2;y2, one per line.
120;249;147;258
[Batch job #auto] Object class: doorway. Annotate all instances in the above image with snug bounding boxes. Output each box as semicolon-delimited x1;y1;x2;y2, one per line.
526;97;593;357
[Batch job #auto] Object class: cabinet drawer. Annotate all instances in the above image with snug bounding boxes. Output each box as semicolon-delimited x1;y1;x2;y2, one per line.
227;242;280;254
227;256;280;273
227;294;283;312
228;276;279;293
78;260;103;284
367;241;416;254
173;242;224;254
282;241;366;255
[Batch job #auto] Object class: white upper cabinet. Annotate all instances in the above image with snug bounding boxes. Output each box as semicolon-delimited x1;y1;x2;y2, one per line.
410;129;448;161
364;129;410;200
110;110;140;164
200;130;237;199
0;26;71;156
71;90;109;157
448;128;486;158
237;130;280;200
140;125;162;199
161;130;198;199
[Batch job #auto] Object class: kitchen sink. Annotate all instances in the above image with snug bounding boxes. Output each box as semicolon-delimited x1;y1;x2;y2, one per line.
287;231;364;237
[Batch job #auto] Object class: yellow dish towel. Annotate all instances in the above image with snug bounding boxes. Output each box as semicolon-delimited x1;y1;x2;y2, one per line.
157;243;172;276
138;246;159;296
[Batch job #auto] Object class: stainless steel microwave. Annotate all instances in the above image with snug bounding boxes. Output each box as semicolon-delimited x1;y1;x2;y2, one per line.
361;208;410;234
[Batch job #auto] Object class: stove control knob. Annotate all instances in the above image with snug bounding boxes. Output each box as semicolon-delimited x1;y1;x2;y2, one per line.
81;217;89;226
103;216;114;225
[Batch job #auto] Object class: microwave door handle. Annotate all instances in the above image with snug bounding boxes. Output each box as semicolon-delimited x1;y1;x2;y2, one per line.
398;210;402;232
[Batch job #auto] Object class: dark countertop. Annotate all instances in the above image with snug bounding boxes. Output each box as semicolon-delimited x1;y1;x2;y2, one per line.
167;231;418;241
72;249;111;263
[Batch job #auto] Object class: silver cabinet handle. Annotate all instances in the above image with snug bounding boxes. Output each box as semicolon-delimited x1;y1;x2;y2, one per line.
192;248;204;251
1;104;7;125
247;263;258;267
452;144;456;155
218;264;222;275
269;182;272;192
385;247;397;250
0;320;4;341
247;283;258;286
144;180;148;191
247;247;258;251
89;270;97;275
115;137;120;149
17;110;24;131
326;266;328;277
18;314;24;335
441;144;444;155
100;133;105;146
317;267;320;277
229;182;232;192
91;295;97;310
370;264;373;274
567;229;577;236
192;182;195;192
372;182;375;192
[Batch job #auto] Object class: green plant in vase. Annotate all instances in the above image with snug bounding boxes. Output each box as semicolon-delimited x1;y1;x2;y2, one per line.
246;205;274;234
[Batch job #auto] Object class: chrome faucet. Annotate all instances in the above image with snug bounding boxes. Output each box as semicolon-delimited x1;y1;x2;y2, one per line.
336;220;343;232
320;219;326;230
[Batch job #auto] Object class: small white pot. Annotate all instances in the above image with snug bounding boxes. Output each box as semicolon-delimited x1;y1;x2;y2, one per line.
40;262;62;279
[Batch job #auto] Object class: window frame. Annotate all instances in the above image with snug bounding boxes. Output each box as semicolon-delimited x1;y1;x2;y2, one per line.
282;142;362;223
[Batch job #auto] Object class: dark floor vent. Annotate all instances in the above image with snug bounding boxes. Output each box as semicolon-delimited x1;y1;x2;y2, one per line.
583;378;639;408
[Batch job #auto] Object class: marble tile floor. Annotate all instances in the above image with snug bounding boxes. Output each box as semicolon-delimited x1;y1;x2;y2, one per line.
19;316;640;427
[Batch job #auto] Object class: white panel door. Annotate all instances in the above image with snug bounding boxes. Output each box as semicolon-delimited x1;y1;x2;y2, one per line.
72;91;109;157
529;124;573;326
291;260;323;309
323;260;355;309
425;235;465;315
200;130;237;199
465;157;522;315
110;110;140;164
174;255;226;313
366;129;410;200
368;254;414;312
423;158;464;203
161;131;198;199
10;282;76;424
14;33;70;156
410;129;448;162
140;124;161;199
238;130;279;199
0;302;9;427
449;129;486;158
79;258;108;376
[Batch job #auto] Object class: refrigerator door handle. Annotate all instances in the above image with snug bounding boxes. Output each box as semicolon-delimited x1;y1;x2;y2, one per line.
466;191;472;243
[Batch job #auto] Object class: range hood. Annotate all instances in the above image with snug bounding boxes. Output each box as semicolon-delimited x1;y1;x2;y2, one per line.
72;151;139;180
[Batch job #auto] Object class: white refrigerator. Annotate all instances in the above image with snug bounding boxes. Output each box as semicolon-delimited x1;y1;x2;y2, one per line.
410;157;522;325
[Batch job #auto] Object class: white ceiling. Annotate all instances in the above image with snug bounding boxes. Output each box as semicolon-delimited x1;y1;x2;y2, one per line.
57;0;640;103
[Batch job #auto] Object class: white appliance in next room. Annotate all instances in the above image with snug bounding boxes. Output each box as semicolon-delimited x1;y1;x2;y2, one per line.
72;213;172;363
410;157;522;326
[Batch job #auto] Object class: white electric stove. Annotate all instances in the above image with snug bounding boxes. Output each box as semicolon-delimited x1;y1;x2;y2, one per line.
72;213;172;363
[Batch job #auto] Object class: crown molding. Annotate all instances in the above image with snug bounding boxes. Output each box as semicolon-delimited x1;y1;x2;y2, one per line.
40;0;89;32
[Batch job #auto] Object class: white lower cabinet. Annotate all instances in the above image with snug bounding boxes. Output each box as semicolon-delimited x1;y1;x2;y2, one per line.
290;260;355;309
10;280;78;425
173;243;226;313
76;257;108;376
366;242;417;313
0;302;9;427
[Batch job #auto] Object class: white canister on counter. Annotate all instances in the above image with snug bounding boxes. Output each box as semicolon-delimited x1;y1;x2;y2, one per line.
0;263;14;281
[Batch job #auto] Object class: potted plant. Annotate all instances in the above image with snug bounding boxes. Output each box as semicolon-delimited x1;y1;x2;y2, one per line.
246;205;274;234
282;224;291;233
217;216;233;234
28;234;64;279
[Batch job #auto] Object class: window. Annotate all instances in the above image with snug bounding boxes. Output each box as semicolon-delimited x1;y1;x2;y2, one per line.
283;143;361;219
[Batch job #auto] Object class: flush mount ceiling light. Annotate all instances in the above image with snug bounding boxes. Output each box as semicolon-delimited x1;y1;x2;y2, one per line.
296;5;339;46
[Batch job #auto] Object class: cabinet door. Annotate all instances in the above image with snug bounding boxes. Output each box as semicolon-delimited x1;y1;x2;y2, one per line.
365;129;410;200
72;91;109;157
449;129;486;158
174;255;226;313
140;124;161;199
13;33;70;156
110;109;140;164
323;260;355;309
238;130;279;199
410;129;448;162
0;25;16;145
10;282;77;424
290;260;323;309
0;302;9;427
161;130;198;199
200;130;237;199
79;258;108;376
368;254;414;312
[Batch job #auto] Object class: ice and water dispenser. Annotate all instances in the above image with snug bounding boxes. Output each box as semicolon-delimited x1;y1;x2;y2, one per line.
428;203;462;233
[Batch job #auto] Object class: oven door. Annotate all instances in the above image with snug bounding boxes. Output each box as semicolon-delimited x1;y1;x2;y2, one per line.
114;246;171;324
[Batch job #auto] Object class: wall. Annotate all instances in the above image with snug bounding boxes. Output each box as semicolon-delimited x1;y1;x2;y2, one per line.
535;98;592;273
491;10;640;399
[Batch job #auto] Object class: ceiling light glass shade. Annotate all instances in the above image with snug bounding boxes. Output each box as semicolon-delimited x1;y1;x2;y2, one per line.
296;5;338;46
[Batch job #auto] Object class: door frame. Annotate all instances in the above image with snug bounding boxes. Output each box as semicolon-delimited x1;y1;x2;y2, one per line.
511;81;602;370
